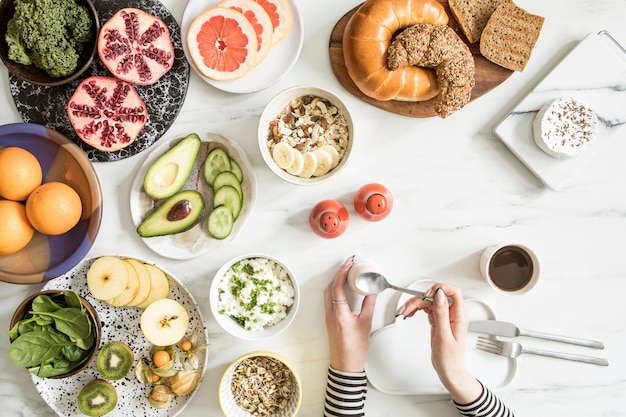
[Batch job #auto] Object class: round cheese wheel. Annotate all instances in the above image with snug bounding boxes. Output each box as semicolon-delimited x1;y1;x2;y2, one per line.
532;97;599;159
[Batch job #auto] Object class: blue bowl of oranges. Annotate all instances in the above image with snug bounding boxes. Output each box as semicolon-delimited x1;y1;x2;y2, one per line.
0;123;102;283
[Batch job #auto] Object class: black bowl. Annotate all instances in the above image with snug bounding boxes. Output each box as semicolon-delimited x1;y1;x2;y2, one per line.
0;0;99;86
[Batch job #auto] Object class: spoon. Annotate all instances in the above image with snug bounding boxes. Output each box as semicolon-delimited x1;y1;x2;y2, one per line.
354;272;454;306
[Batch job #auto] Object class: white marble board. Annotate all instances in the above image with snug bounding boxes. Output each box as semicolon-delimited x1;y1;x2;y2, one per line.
493;31;626;190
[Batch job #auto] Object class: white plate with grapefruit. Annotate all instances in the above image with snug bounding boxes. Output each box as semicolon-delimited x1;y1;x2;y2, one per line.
181;0;303;93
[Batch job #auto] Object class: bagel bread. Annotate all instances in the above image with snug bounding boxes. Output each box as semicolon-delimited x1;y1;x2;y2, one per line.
343;0;449;102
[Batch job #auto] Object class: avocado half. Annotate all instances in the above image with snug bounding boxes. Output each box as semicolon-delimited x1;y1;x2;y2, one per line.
143;133;202;199
137;190;205;237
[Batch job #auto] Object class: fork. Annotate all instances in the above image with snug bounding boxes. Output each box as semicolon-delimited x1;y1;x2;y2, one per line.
476;337;609;366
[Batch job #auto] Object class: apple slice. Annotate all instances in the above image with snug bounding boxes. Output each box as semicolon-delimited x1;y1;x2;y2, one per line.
136;264;170;309
87;256;129;301
125;259;153;307
106;260;140;307
140;298;190;346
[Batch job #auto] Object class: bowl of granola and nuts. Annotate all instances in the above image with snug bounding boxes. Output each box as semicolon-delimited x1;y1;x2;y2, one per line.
219;351;302;417
258;86;354;185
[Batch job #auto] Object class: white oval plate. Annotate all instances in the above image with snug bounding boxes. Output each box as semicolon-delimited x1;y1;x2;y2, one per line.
130;132;258;260
365;280;516;396
38;255;209;417
181;0;304;93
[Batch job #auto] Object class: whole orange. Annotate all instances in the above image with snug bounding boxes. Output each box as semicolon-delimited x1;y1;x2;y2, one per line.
0;147;43;201
26;182;83;235
0;200;35;255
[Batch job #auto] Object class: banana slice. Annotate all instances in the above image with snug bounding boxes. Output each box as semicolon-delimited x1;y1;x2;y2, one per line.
286;149;304;175
313;149;333;176
299;152;318;178
320;145;340;168
272;142;295;169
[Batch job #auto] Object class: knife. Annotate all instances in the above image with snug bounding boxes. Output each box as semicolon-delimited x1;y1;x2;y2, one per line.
468;320;605;349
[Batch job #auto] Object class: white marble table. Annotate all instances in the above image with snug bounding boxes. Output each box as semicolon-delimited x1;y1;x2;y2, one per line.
1;0;626;416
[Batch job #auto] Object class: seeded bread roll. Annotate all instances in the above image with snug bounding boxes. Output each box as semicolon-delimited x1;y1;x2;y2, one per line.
449;0;511;43
387;23;475;118
479;3;544;71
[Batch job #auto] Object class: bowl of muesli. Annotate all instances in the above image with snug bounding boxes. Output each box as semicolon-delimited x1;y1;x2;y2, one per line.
218;351;302;417
210;254;299;341
258;86;354;185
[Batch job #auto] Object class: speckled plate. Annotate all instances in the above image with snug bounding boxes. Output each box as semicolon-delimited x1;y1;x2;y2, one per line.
181;0;303;93
129;132;258;260
39;255;209;417
7;0;190;162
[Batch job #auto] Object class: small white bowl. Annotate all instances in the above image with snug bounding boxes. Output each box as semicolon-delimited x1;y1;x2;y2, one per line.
258;85;354;185
219;351;302;417
210;253;299;341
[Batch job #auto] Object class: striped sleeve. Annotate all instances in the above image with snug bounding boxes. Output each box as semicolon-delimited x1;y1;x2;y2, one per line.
453;380;514;417
324;366;368;417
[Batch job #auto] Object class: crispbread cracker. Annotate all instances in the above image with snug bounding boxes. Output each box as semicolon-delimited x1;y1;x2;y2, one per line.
449;0;512;44
479;2;544;71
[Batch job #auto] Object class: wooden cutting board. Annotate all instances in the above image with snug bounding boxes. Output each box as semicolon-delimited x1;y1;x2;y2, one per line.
328;0;513;118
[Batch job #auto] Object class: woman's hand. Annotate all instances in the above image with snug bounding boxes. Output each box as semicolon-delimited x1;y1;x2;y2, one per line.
398;284;482;404
324;256;377;372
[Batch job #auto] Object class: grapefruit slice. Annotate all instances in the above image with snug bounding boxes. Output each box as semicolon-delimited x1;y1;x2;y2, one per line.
218;0;274;66
252;0;292;45
187;7;258;81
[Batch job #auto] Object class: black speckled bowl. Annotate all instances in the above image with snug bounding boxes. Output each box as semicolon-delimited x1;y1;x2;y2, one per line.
0;0;99;86
9;290;101;379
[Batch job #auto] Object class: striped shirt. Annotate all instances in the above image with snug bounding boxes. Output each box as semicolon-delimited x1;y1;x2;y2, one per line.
324;367;514;417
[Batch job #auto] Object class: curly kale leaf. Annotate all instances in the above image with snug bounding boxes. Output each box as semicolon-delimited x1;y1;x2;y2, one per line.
5;18;32;65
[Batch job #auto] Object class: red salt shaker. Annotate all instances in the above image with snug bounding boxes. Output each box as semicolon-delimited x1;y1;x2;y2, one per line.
353;183;393;221
309;200;349;238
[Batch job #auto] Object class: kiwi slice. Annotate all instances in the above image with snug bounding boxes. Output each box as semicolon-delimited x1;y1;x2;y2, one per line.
78;379;118;416
96;341;134;380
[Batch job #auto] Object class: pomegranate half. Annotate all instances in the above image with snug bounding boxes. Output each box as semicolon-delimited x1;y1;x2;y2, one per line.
98;8;175;86
67;76;148;152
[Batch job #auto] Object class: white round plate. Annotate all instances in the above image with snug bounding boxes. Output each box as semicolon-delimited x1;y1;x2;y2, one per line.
181;0;304;93
130;132;258;260
365;280;516;396
38;256;209;417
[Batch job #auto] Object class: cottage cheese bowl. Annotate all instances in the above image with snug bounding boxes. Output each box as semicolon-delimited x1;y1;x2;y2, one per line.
219;351;302;417
210;254;299;340
258;86;354;185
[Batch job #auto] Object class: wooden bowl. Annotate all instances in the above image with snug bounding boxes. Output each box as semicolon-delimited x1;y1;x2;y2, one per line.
9;289;101;378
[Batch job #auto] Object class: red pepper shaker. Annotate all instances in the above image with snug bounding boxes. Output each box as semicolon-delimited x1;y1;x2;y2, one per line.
309;200;349;238
354;183;393;221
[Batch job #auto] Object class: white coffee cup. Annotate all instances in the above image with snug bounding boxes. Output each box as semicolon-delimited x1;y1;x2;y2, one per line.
479;243;540;296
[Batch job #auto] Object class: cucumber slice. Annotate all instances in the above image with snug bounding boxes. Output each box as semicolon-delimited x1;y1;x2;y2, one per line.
213;185;242;220
230;158;244;183
213;171;243;200
203;147;231;186
207;206;234;239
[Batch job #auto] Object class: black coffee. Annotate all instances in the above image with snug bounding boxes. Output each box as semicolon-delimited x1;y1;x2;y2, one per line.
488;246;533;291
